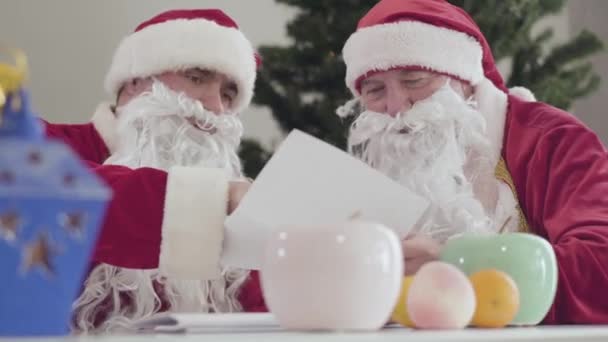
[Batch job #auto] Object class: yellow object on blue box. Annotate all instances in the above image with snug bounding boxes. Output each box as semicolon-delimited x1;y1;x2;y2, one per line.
0;52;112;336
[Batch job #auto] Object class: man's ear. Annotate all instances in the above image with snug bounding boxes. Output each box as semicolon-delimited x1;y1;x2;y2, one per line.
116;78;151;107
448;78;474;100
124;78;150;96
462;82;474;99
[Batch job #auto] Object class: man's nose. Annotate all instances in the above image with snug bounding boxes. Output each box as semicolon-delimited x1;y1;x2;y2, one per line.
198;81;225;115
385;87;413;117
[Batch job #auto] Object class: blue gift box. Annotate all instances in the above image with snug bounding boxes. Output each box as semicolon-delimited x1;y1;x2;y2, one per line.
0;91;112;336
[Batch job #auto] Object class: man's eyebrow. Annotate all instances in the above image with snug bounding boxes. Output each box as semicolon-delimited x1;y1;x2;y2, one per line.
361;78;382;87
187;68;213;76
399;69;431;77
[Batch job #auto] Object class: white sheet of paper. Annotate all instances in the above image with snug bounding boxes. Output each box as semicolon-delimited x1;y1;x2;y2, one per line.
221;130;429;270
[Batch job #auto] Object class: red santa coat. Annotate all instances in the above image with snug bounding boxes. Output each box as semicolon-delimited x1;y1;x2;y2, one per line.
337;0;608;325
503;96;608;324
468;77;608;324
42;103;267;314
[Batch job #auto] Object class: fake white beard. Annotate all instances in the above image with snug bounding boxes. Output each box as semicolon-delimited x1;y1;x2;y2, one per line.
72;82;250;333
104;81;243;177
345;84;499;241
72;266;250;333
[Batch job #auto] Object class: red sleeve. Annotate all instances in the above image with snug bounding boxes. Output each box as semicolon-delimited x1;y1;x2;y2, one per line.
83;159;233;282
509;113;608;324
238;271;268;313
43;121;110;164
86;162;167;269
88;162;267;312
42;119;164;267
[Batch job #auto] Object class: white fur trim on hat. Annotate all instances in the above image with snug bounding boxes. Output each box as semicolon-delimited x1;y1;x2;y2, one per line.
343;20;484;95
160;166;229;280
104;18;256;114
91;102;119;154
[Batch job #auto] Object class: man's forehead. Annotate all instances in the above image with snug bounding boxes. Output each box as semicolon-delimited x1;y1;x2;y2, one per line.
362;69;438;84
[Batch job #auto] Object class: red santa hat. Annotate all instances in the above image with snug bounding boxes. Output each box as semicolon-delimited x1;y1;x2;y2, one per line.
343;0;535;160
104;9;260;113
343;0;535;102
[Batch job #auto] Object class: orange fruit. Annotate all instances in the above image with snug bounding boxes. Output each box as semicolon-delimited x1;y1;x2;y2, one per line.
469;269;520;328
390;276;416;327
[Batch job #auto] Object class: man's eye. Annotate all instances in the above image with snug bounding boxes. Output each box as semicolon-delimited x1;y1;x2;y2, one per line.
185;70;213;85
222;92;235;105
188;75;204;85
402;77;432;88
403;78;423;85
365;87;383;95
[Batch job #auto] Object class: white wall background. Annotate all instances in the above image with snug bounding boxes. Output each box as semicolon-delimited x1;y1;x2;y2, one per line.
0;0;606;146
569;0;608;143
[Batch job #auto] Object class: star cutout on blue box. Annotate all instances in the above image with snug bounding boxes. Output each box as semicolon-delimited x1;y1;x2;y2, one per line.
20;232;56;276
27;149;42;165
0;210;20;242
0;169;14;184
59;212;86;239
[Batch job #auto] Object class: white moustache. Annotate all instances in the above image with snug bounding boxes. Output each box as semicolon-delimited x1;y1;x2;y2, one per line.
118;81;244;146
345;84;495;241
105;81;243;176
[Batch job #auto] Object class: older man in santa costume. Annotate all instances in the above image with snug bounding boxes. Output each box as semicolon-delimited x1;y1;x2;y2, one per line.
43;9;266;332
338;0;608;324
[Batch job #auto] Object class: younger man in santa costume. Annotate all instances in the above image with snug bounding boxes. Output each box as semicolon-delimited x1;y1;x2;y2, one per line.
43;9;266;332
339;0;608;324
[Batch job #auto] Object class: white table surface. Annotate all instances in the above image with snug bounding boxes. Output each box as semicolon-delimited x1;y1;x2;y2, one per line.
5;326;608;342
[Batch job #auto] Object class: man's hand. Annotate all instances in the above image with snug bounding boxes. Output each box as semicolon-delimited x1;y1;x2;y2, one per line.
227;180;252;214
402;235;442;276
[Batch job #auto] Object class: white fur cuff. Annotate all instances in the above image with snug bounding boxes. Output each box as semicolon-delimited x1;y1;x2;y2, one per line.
160;167;229;280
